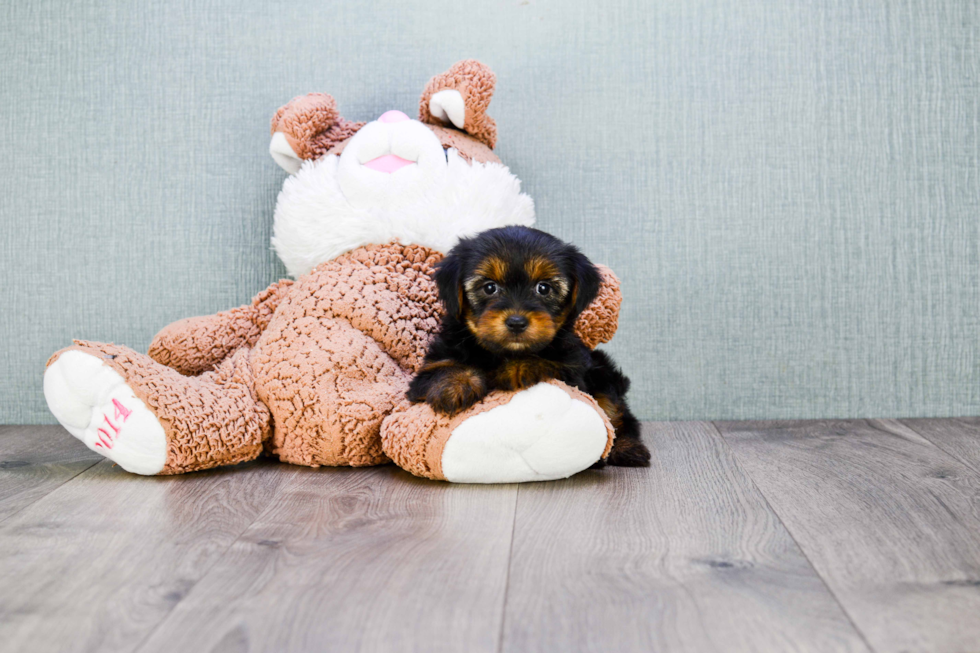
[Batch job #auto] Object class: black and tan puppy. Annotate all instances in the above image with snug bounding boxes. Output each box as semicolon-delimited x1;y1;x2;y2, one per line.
407;226;650;467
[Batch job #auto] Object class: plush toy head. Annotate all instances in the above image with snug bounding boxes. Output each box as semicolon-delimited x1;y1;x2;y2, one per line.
268;60;535;278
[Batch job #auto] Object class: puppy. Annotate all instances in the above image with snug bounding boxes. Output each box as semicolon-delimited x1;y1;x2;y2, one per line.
407;226;650;467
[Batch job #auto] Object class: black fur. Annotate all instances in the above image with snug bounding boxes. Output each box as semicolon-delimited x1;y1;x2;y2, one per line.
407;226;649;467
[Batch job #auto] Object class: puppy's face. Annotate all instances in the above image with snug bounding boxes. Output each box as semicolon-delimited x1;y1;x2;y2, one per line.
463;252;570;354
436;227;601;355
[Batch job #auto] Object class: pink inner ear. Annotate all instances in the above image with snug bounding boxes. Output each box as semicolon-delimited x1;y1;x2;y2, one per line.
363;154;415;173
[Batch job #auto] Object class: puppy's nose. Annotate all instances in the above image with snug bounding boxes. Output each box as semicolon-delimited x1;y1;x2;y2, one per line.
505;315;529;334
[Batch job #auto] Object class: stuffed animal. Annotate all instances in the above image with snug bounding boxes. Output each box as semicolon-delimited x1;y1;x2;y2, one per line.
43;60;624;483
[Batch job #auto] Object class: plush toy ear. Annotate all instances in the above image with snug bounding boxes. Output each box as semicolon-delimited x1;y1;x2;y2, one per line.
419;60;498;149
434;253;466;318
269;93;364;173
572;265;621;349
569;250;603;320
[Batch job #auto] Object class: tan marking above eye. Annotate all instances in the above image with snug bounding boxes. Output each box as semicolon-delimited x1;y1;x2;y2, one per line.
524;256;561;281
474;256;508;283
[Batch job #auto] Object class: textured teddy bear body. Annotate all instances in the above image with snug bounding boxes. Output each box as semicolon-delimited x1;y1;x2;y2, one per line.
252;243;441;468
44;60;626;482
142;242;618;474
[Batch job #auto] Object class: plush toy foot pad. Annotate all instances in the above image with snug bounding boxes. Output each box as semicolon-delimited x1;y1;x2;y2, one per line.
441;383;609;483
383;381;613;484
44;350;167;475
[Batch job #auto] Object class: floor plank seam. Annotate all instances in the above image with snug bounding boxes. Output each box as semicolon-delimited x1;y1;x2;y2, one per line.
708;421;879;653
495;486;520;653
897;419;980;478
129;465;301;653
0;458;103;527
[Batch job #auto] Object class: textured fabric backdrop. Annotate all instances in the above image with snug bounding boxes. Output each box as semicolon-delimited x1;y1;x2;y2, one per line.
2;0;978;423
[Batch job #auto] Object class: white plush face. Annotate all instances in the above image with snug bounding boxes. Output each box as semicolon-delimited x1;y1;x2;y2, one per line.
336;110;448;207
272;111;535;278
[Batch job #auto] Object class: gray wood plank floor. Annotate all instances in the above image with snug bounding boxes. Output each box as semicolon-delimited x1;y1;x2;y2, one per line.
1;419;978;653
715;419;980;653
0;425;101;524
501;422;868;653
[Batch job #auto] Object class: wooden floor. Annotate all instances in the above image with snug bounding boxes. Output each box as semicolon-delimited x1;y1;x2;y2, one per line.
1;420;979;653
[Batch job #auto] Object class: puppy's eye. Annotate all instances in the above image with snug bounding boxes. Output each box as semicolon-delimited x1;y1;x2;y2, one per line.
483;282;498;295
536;282;552;296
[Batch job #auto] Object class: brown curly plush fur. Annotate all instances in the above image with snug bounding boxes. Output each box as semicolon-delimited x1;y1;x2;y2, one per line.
574;265;621;349
48;244;622;478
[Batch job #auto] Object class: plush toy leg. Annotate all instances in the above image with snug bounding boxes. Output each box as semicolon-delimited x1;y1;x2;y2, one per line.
382;380;614;483
253;317;409;468
44;341;270;475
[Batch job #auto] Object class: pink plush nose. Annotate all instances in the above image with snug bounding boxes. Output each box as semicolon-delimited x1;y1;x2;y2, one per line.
379;110;410;123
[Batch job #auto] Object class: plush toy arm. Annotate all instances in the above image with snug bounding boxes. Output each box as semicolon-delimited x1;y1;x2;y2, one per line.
269;93;365;173
149;279;294;376
419;59;498;149
574;264;622;349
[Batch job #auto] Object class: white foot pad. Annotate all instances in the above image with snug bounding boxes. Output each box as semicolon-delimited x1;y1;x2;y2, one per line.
441;383;608;484
44;351;167;475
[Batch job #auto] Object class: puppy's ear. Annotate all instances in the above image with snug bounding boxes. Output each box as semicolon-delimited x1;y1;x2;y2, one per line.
435;253;466;318
569;250;602;319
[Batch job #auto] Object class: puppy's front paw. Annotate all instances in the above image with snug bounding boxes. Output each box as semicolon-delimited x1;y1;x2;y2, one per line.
606;437;651;467
427;368;488;416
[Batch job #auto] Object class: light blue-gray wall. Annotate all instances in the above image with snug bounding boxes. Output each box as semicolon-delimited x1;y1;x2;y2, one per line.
2;0;978;423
